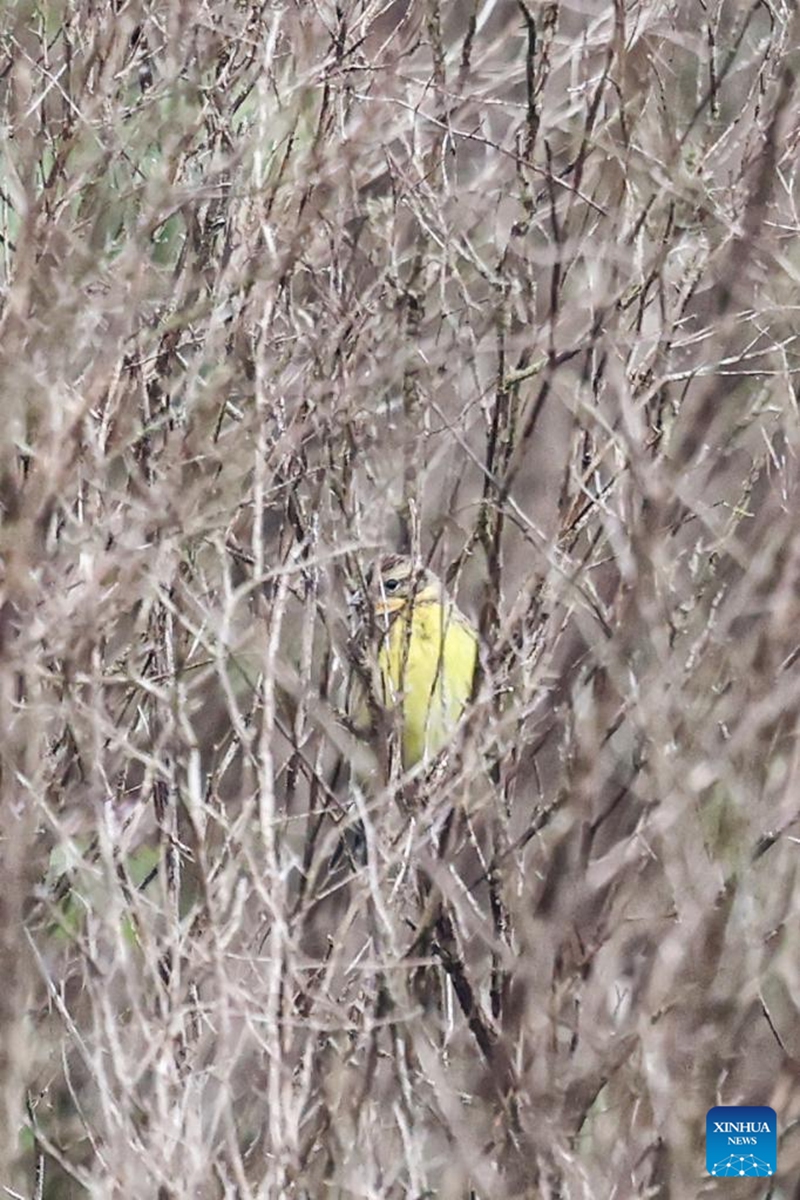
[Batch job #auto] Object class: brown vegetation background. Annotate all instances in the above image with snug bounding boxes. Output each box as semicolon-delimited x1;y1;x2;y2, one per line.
2;0;800;1196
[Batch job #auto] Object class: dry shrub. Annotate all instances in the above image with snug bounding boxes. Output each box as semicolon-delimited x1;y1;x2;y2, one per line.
1;1;800;1196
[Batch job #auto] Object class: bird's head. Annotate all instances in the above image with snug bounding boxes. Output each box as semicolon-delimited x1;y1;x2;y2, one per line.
368;554;443;619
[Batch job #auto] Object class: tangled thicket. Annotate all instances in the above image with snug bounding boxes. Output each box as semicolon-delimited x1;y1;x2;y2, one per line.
2;1;800;1196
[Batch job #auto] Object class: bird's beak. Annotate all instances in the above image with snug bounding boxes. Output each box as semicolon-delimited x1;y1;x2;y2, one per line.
374;596;404;618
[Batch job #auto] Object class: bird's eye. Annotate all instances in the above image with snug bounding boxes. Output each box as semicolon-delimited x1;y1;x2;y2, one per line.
384;578;399;593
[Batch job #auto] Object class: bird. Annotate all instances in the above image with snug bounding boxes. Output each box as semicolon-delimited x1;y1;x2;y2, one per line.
358;554;479;769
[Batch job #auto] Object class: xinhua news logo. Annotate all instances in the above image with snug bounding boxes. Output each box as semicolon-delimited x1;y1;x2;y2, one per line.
706;1106;777;1177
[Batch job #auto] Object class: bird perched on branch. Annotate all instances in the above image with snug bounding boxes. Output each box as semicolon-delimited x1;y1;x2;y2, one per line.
358;554;479;769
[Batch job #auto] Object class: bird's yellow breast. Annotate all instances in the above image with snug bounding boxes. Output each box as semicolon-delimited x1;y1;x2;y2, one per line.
377;598;477;768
